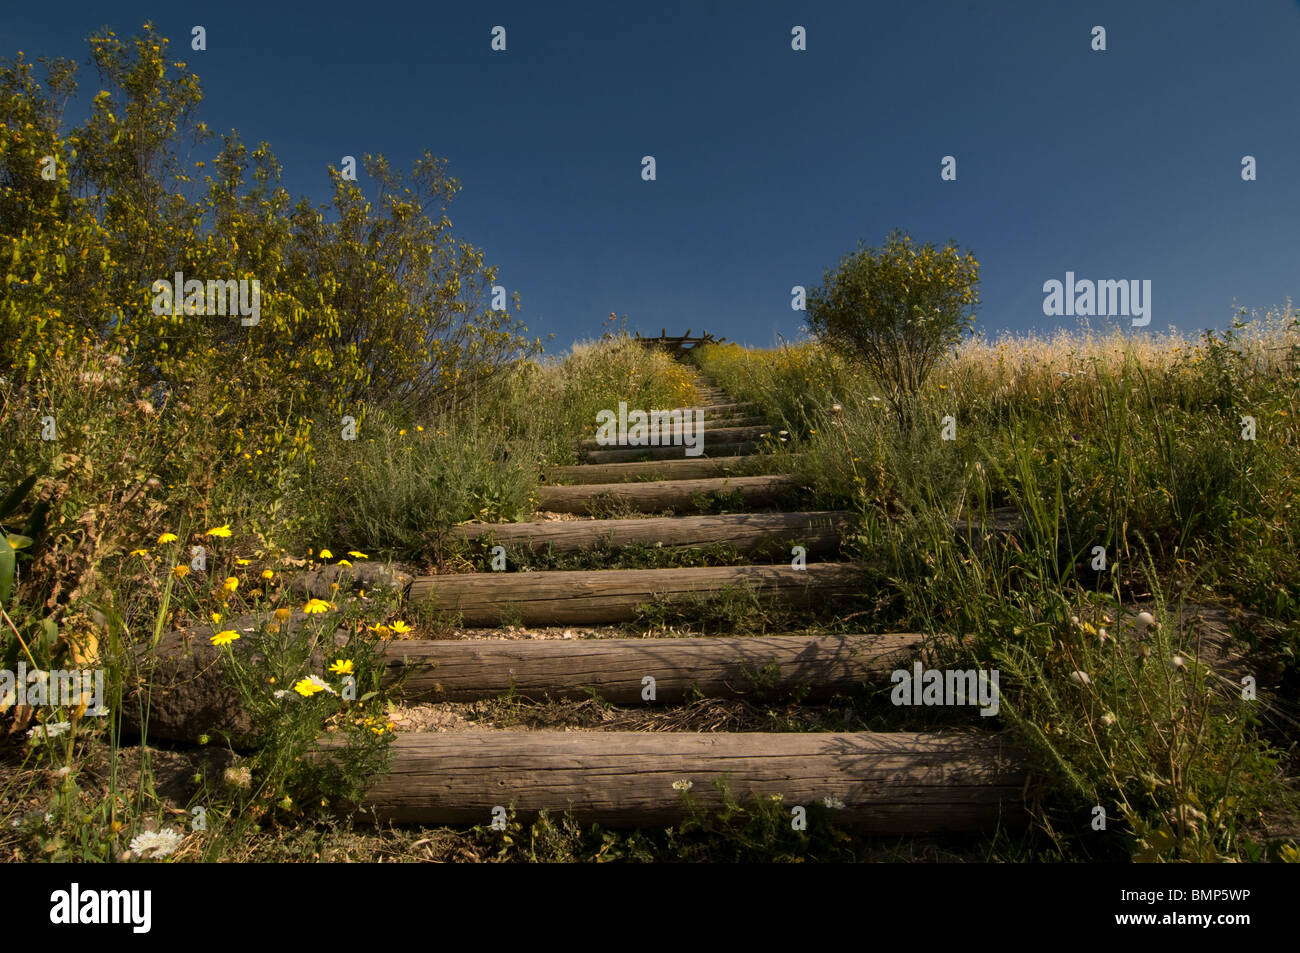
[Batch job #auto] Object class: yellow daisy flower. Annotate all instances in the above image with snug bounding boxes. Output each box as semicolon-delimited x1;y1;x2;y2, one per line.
129;549;150;557
348;551;369;559
261;569;274;580
274;608;292;622
205;524;232;538
210;630;239;646
293;677;325;697
157;533;178;544
388;620;412;634
222;576;239;593
302;598;334;614
171;565;190;580
328;659;354;676
318;549;333;559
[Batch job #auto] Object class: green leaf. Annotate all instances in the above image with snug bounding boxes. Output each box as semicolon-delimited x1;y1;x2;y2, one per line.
0;534;14;606
5;534;33;551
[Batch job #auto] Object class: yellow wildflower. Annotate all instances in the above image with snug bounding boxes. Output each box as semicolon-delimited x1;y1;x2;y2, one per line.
348;551;369;559
337;559;352;567
261;569;274;580
171;565;190;580
293;676;330;697
303;598;334;614
157;533;179;544
205;524;232;538
210;611;222;624
129;549;150;557
388;620;412;634
274;608;292;622
318;549;333;559
222;576;239;593
328;659;354;676
210;630;240;646
236;558;252;566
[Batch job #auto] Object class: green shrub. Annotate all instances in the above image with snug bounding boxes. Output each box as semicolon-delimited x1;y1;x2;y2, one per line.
806;230;979;428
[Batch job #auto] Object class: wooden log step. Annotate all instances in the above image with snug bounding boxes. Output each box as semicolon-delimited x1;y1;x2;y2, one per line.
451;511;851;556
669;402;755;416
543;454;804;485
536;474;808;514
380;633;922;703
406;562;868;626
580;441;760;464
658;414;767;430
327;730;1027;830
572;416;765;448
577;424;770;452
130;630;924;741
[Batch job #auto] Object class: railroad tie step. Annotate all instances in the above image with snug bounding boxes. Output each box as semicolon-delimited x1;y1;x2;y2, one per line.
378;632;923;703
452;511;850;555
536;473;808;513
321;730;1029;831
542;454;805;485
577;423;771;452
580;441;762;464
405;562;869;626
133;630;923;740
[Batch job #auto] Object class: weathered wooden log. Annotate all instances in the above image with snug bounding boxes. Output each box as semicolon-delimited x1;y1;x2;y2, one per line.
130;628;919;740
536;474;809;514
329;730;1028;830
577;424;770;452
662;402;757;417
381;633;922;703
452;511;850;556
580;440;762;464
406;562;869;625
543;454;802;485
579;415;766;437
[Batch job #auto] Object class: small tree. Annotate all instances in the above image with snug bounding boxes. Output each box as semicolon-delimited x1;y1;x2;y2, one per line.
806;230;979;428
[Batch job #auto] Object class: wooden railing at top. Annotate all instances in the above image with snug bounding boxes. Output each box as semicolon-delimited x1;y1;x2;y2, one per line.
633;328;727;358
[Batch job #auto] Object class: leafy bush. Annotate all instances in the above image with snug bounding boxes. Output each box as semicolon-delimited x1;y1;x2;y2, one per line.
805;230;979;427
1;26;538;428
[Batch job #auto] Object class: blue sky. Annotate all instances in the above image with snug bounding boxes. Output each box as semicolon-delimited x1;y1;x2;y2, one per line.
5;1;1298;352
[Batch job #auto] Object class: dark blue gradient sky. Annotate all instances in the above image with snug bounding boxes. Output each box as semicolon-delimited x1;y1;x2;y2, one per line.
6;1;1298;351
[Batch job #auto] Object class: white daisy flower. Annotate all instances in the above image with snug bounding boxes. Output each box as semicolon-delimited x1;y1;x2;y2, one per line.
129;828;182;859
27;721;71;741
822;796;845;809
672;779;693;792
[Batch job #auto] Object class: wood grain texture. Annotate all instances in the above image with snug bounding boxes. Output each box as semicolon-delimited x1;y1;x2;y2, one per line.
543;454;801;485
327;730;1028;829
580;441;762;464
451;511;850;555
536;474;808;514
131;629;920;739
406;562;870;625
380;632;922;703
578;424;770;452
